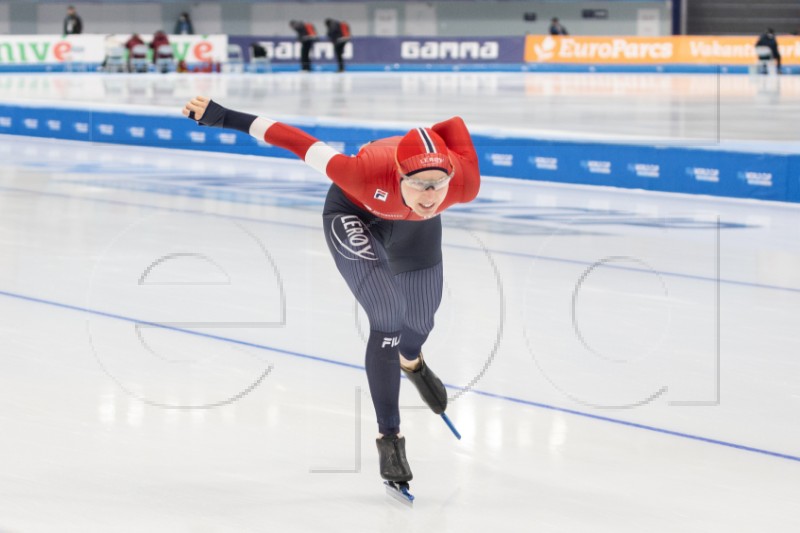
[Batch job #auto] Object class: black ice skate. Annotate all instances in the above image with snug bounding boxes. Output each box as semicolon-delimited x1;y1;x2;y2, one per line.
376;434;414;505
402;354;448;414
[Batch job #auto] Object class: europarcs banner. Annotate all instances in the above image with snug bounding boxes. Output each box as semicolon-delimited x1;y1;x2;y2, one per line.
0;34;229;64
525;35;800;65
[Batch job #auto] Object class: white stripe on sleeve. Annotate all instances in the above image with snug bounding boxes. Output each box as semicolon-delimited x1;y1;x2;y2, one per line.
249;116;276;141
304;142;340;175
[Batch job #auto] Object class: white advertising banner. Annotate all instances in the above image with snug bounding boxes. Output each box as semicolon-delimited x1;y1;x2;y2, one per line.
0;35;105;64
0;34;229;65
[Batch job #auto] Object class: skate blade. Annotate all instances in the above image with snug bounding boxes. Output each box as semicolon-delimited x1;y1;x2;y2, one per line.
384;481;414;507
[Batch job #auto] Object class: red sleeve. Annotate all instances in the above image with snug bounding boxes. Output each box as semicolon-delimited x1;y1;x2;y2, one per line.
432;116;480;203
324;151;372;198
262;123;316;158
432;116;476;161
261;121;369;198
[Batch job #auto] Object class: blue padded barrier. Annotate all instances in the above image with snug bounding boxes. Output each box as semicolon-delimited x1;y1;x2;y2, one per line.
0;102;796;203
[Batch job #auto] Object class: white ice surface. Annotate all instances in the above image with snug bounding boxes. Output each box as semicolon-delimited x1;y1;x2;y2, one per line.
0;72;798;532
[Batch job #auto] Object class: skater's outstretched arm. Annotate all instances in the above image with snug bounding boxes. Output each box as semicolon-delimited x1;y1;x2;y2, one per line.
182;96;369;195
182;97;481;210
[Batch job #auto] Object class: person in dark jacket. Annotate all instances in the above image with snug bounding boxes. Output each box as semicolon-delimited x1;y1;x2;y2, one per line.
290;20;319;72
755;28;782;73
174;12;194;35
325;18;352;72
63;5;83;35
549;17;568;36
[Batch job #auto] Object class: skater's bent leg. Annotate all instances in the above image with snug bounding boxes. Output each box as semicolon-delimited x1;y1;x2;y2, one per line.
366;330;402;435
395;262;444;362
323;211;406;434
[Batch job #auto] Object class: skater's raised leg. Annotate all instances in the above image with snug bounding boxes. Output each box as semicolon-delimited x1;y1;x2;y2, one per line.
401;352;448;414
393;261;448;414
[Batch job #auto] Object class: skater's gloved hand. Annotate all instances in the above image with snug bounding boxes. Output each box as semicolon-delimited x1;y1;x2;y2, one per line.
182;96;226;127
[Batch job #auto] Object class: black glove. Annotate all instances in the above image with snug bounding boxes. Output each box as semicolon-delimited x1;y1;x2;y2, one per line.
189;100;257;134
192;99;227;128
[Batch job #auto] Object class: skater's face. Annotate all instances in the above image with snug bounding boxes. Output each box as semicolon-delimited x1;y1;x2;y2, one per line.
399;169;451;218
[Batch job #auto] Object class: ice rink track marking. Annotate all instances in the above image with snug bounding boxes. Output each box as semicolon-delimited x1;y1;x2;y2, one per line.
0;285;797;464
0;171;799;462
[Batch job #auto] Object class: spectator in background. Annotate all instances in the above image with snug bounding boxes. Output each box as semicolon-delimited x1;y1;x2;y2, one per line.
150;31;171;66
125;33;146;72
325;18;352;72
63;5;83;35
549;17;568;36
755;28;782;73
174;12;194;35
290;20;319;72
251;42;267;60
125;33;144;52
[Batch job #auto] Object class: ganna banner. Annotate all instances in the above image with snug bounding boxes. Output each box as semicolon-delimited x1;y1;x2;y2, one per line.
0;34;228;64
229;36;523;64
525;35;800;65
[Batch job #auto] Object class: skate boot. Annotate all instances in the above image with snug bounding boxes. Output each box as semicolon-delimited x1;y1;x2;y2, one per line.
376;434;413;482
377;434;414;504
402;354;448;414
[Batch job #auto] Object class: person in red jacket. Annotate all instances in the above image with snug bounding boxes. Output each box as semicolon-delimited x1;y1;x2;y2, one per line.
182;96;480;496
124;33;146;72
325;18;351;72
149;30;171;64
289;20;319;71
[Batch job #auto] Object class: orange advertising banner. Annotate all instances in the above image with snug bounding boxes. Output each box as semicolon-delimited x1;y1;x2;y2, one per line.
524;35;800;65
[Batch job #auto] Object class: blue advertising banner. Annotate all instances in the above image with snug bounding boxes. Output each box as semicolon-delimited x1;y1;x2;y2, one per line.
0;102;796;203
786;157;800;203
228;35;525;67
477;138;789;202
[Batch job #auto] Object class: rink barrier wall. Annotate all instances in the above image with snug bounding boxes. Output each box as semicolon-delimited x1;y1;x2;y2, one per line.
3;34;800;74
1;102;798;204
0;64;778;74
